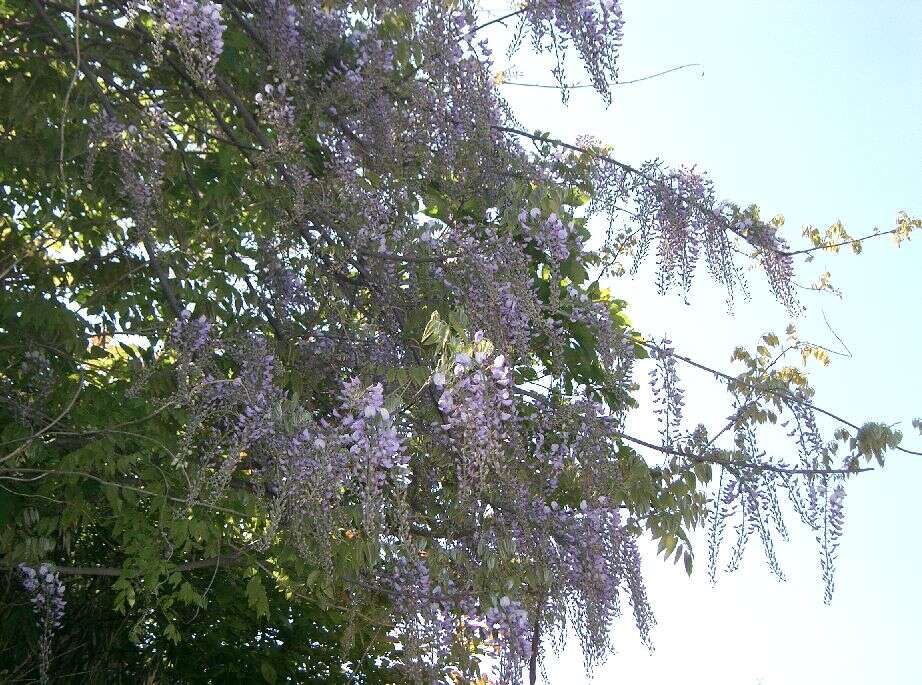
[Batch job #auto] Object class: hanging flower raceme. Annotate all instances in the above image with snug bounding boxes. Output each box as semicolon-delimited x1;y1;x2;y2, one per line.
226;338;284;451
19;563;65;685
387;557;485;682
495;280;536;354
149;0;225;85
516;0;625;103
171;310;212;356
563;285;620;368
446;226;542;361
167;326;287;502
338;379;408;531
649;339;685;448
527;498;655;671
260;0;303;80
735;215;798;310
434;339;516;497
650;167;711;294
519;207;582;265
87;109;169;233
819;483;846;604
385;556;539;684
268;419;346;562
486;596;533;685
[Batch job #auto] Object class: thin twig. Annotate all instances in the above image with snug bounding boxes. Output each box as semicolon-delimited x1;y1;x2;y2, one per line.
1;372;84;464
512;385;871;475
0;467;249;517
3;553;243;577
502;63;702;90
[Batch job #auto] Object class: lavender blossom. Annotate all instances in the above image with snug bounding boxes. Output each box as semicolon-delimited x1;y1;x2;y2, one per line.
155;0;225;85
19;563;65;685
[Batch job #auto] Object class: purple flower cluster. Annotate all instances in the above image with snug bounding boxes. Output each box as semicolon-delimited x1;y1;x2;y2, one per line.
519;207;580;264
650;167;712;294
272;419;346;563
388;558;474;681
19;564;66;625
230;341;282;449
648;340;685;448
564;286;618;367
538;437;570;490
519;0;625;103
704;388;854;602
314;2;506;223
19;563;65;684
582;156;791;307
254;84;301;160
552;500;654;659
435;340;515;496
170;330;285;498
820;483;846;604
260;0;302;80
157;0;225;85
486;596;533;685
708;441;791;584
734;215;797;310
338;379;407;530
495;281;534;355
171;310;212;355
260;251;313;321
386;556;546;683
485;488;654;673
93;110;168;233
589;161;800;309
446;227;543;361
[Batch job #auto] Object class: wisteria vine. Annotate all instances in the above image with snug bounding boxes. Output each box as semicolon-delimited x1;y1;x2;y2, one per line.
1;0;915;682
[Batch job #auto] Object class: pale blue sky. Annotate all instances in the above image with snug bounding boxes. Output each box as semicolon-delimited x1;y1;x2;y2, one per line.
489;2;922;683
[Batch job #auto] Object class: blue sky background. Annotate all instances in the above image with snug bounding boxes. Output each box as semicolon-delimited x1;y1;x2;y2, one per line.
488;1;922;683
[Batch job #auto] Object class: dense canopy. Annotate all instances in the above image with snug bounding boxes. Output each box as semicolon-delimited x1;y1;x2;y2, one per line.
1;0;918;682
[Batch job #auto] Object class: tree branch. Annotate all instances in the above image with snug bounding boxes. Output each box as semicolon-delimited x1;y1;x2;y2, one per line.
529;596;544;685
140;232;183;318
493;124;900;261
469;7;528;35
640;341;922;458
502;63;702;90
0;467;249;517
512;385;872;476
5;553;244;577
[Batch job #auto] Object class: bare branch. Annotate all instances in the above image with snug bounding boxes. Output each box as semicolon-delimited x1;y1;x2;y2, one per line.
501;63;702;90
3;553;244;577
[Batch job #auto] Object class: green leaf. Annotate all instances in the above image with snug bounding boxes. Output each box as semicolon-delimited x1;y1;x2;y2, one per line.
246;574;270;620
565;187;591;207
421;310;447;346
164;622;181;644
693;461;713;484
260;661;278;684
